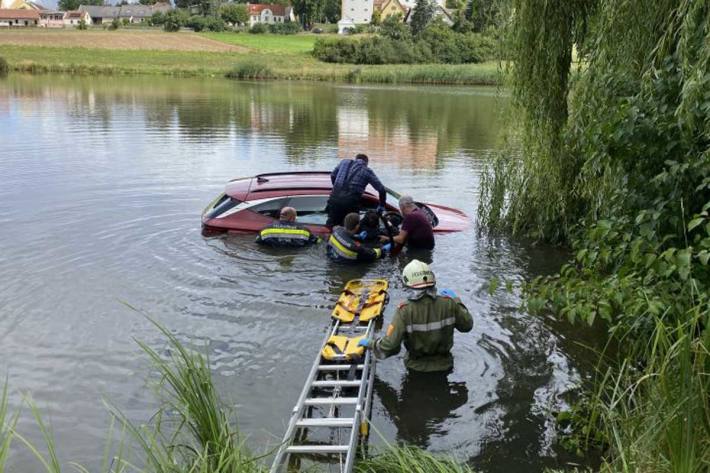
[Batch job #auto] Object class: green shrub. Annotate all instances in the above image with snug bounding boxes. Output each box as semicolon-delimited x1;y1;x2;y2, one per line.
163;9;188;32
249;22;267;33
77;18;88;30
204;16;225;32
268;21;300;34
314;23;493;64
108;17;120;30
0;56;7;78
225;61;274;79
149;10;165;26
188;15;207;31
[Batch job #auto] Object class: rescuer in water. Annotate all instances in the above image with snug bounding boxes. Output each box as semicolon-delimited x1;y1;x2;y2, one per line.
327;212;392;263
326;154;387;227
256;207;320;247
379;195;435;250
359;259;473;372
353;210;382;244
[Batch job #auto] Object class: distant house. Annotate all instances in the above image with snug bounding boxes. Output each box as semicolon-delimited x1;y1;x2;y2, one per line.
39;10;64;27
246;4;295;27
337;0;373;33
63;9;90;26
0;8;39;26
0;0;46;10
373;0;405;21
78;3;170;24
403;3;453;25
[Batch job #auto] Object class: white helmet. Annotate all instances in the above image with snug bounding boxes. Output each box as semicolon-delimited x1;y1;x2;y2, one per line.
402;259;436;289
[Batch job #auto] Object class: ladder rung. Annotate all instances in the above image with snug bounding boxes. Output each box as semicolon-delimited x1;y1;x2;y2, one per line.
304;397;358;406
318;364;364;371
286;445;350;454
312;380;362;388
296;417;354;428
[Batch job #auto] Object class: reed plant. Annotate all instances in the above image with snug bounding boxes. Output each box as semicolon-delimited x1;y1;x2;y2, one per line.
356;445;475;473
0;56;9;77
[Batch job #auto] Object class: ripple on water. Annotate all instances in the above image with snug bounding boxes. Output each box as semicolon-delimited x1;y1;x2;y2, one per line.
0;76;597;473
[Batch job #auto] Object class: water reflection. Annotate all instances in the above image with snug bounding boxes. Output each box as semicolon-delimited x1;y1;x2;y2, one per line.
3;75;499;167
376;371;469;448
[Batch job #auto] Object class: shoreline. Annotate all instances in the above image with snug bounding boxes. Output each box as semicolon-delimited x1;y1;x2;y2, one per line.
1;45;501;86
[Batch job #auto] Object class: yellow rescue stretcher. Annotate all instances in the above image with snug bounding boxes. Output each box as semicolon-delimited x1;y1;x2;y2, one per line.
322;279;388;361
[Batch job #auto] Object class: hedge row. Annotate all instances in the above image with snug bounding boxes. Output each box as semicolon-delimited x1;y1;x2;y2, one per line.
313;26;496;65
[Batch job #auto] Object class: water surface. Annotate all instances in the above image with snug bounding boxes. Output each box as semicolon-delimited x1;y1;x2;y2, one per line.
0;75;598;472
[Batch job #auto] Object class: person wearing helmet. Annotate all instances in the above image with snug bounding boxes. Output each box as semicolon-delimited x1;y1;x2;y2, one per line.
359;259;473;372
327;212;392;263
256;206;320;247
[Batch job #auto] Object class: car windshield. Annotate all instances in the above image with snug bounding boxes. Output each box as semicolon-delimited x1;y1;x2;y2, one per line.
384;187;401;209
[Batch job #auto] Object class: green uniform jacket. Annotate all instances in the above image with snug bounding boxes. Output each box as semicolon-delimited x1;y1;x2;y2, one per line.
374;293;473;372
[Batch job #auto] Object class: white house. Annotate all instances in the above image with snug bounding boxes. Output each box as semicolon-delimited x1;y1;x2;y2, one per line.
246;3;295;27
63;10;91;26
337;0;373;33
0;8;39;26
39;10;65;27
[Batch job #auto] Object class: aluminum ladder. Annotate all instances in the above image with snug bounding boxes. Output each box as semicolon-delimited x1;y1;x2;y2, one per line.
270;279;389;473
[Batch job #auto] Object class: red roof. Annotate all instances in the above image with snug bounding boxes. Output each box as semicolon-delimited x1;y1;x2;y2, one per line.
247;3;287;16
64;10;84;18
0;9;40;19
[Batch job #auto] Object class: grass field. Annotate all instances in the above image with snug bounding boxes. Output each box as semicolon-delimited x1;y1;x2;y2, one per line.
0;29;501;85
0;29;244;52
203;31;318;54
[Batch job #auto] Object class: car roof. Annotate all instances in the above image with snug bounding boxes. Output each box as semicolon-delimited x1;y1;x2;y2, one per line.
225;172;332;198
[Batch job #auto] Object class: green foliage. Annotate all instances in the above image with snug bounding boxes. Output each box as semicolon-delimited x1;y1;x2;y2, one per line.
322;0;340;23
108;18;121;30
58;0;101;12
481;0;710;469
188;15;208;31
219;2;248;25
465;0;499;32
410;0;435;35
249;22;268;33
313;26;495;64
77;18;88;30
149;11;166;25
268;21;301;34
356;445;476;473
379;14;410;41
0;57;8;78
163;9;189;31
139;0;158;5
226;61;275;79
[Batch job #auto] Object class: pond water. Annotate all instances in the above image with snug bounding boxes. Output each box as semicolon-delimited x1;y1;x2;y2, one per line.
0;75;600;472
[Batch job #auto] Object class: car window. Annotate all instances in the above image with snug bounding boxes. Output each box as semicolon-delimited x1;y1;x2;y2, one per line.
248;198;290;218
287;195;329;225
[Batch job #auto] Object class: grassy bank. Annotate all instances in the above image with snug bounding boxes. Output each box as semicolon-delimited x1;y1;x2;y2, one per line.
0;318;474;472
0;31;499;85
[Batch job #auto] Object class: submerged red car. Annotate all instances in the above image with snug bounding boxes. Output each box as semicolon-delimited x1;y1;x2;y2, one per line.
201;171;470;235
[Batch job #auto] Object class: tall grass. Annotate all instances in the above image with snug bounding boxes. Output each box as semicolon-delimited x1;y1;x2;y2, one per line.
0;56;9;77
356;445;475;473
590;314;710;473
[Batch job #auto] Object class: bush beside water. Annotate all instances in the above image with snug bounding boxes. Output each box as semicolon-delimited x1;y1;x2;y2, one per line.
226;61;275;79
313;24;495;64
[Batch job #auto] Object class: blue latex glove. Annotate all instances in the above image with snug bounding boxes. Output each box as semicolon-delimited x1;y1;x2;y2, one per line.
376;205;385;214
358;338;371;348
357;230;368;240
439;288;458;299
381;243;392;252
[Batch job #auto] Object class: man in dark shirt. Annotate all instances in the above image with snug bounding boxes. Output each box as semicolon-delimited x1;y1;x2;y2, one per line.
381;195;435;249
326;154;387;227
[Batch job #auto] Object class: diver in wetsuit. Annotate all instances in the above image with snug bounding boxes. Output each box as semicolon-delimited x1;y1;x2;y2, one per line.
256;207;319;247
327;212;391;263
